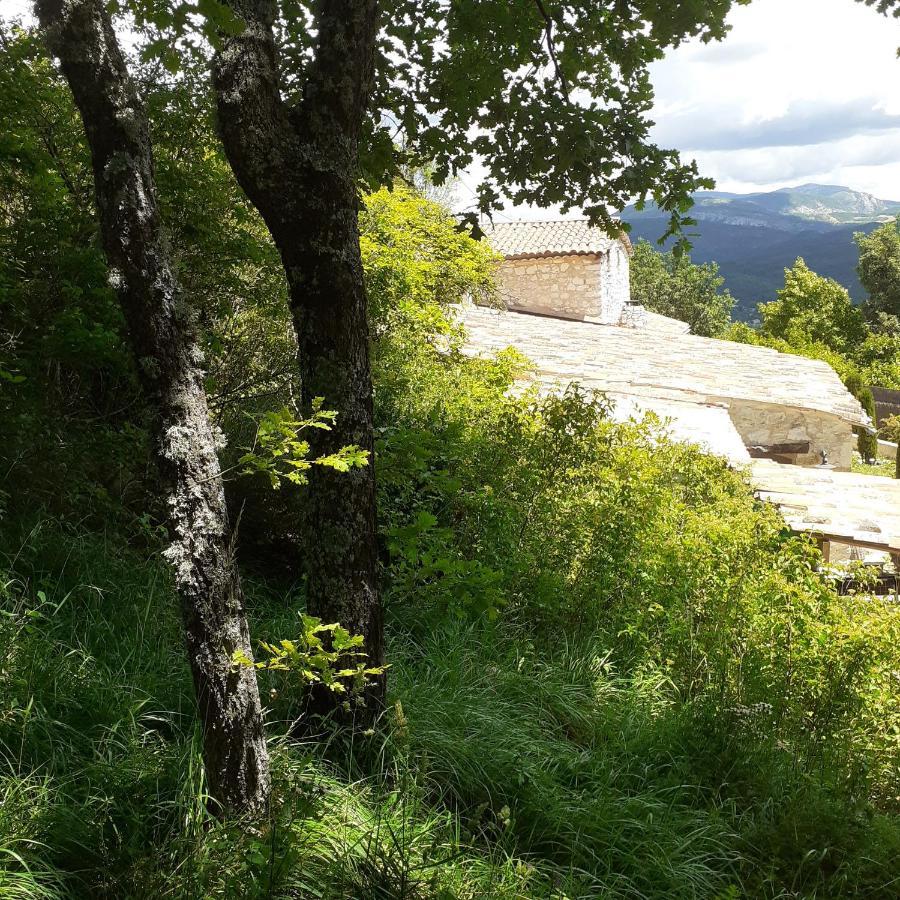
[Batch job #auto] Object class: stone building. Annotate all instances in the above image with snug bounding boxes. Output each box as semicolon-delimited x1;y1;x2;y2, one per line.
461;304;868;471
479;218;868;471
485;220;636;325
470;218;900;561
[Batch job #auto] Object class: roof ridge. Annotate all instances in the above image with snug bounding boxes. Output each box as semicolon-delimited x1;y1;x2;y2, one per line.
485;217;623;225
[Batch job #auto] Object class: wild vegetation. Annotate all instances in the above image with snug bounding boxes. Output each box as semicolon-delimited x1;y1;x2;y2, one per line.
3;8;900;900
634;212;900;450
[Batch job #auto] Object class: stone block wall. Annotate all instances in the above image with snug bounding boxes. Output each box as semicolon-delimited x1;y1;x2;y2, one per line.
598;243;630;325
495;245;631;323
877;438;898;462
727;400;854;470
496;254;603;320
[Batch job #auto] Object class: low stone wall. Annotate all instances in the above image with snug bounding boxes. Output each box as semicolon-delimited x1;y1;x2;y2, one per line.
727;400;854;470
878;439;898;462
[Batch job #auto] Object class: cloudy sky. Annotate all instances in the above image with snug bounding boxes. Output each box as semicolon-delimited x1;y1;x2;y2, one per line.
647;0;900;199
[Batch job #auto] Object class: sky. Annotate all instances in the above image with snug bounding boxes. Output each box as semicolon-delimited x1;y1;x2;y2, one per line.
5;0;899;206
647;0;900;200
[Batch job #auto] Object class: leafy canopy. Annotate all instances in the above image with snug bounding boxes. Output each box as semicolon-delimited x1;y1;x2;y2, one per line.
758;258;868;355
238;401;369;491
360;185;499;337
125;0;763;245
629;240;734;336
856;216;900;323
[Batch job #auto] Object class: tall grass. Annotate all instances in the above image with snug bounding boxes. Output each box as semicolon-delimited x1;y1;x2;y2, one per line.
2;516;898;897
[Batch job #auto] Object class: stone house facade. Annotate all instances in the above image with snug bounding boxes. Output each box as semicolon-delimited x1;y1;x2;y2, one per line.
485;220;632;324
726;400;856;470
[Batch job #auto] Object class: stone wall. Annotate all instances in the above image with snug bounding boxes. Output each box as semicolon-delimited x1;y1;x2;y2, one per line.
598;242;630;324
496;254;602;320
877;438;898;462
727;400;854;470
495;245;630;322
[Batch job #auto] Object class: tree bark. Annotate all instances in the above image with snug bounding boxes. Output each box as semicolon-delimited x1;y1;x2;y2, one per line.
213;0;385;713
35;0;270;814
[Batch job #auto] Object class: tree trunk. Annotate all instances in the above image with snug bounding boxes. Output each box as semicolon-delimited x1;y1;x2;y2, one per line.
36;0;270;814
286;187;383;695
213;0;385;714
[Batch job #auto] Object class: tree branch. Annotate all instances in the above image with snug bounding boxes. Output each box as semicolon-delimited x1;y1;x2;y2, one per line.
533;0;569;101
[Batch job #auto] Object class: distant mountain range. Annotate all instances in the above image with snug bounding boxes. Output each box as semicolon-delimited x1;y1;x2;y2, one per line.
623;184;900;322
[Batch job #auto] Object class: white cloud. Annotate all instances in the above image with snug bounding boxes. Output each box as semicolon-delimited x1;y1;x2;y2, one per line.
650;0;900;199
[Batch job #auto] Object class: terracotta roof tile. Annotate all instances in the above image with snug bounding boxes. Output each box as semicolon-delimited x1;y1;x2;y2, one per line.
484;219;630;259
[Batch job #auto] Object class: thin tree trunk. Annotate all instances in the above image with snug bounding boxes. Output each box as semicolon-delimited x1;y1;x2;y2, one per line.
213;0;385;713
35;0;270;814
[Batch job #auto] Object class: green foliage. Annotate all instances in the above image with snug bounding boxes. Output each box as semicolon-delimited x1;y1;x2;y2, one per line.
238;402;369;490
0;26;131;390
386;509;505;620
4;18;900;895
759;258;868;355
630;240;734;336
880;414;900;479
5;488;899;897
727;256;900;417
856;216;900;320
361;185;499;333
844;377;879;460
0;23;297;534
233;614;385;699
851;454;895;478
126;1;761;246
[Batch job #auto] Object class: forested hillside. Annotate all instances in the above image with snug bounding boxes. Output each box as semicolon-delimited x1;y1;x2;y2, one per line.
624;185;898;319
2;7;900;900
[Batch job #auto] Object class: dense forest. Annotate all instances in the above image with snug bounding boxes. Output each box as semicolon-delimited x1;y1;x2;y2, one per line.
624;184;900;318
2;3;900;898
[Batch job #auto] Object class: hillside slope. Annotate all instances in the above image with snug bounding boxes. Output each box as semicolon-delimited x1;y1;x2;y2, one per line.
623;184;898;320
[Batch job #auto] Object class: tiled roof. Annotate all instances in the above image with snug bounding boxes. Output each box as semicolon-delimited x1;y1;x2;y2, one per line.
459;305;870;427
484;219;630;260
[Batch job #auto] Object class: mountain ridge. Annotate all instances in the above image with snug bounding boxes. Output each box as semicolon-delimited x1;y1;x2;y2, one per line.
623;183;899;320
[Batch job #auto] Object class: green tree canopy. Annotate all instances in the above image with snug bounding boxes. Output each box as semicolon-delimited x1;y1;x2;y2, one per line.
758;258;868;355
629;240;734;337
856;216;900;324
128;0;761;244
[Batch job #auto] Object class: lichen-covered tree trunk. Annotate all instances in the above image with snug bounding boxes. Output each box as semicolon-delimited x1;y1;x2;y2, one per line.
35;0;270;814
213;0;385;713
